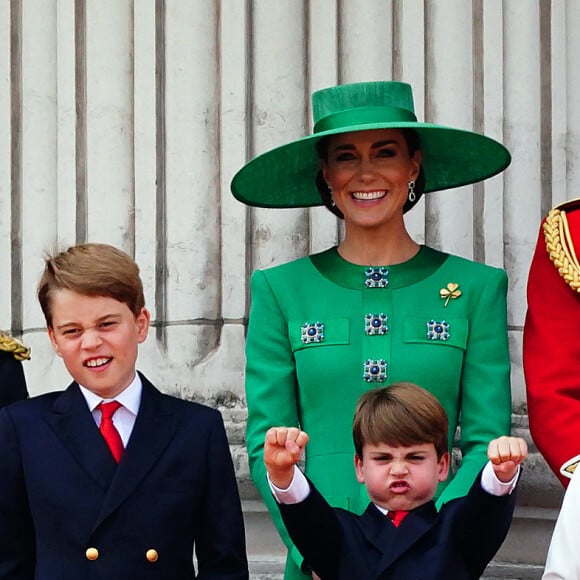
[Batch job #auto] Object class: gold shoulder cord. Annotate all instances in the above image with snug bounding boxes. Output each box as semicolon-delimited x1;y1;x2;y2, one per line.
544;208;580;292
544;207;580;477
0;332;31;361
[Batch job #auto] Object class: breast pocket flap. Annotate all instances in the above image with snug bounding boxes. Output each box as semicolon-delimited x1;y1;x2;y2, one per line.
289;318;350;352
403;317;468;350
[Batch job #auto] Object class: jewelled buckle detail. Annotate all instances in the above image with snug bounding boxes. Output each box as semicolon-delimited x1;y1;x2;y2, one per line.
301;322;325;344
364;267;389;288
365;313;388;335
363;359;387;382
426;320;450;341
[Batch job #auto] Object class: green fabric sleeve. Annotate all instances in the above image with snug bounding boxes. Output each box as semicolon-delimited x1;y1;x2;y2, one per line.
436;267;511;507
245;270;310;576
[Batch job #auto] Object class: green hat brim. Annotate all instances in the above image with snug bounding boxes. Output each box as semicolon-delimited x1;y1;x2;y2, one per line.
231;122;511;208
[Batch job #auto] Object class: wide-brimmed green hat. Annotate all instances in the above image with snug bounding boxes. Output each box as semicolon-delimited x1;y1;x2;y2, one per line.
231;81;511;208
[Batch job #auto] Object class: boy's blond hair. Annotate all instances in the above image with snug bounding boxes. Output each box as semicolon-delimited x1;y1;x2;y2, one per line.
38;243;145;327
352;382;448;459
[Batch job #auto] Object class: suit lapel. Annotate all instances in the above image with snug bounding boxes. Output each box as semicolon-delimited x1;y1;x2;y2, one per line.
361;501;439;574
47;382;118;491
93;374;179;529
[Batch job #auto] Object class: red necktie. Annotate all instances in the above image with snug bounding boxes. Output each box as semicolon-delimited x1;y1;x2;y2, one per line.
97;401;124;462
388;510;409;527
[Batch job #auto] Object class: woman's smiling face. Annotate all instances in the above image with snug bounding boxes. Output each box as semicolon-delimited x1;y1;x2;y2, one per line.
321;128;421;230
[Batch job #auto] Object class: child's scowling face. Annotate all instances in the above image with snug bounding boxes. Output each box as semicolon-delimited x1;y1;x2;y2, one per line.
355;441;449;511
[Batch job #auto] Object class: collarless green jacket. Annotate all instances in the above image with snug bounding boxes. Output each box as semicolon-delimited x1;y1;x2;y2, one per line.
245;246;511;579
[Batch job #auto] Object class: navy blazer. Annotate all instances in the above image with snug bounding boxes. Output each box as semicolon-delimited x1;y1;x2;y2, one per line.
0;350;28;409
0;373;248;580
279;473;517;580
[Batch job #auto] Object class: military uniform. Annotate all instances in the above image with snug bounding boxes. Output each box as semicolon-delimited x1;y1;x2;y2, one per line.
0;331;29;408
246;245;512;579
524;198;580;486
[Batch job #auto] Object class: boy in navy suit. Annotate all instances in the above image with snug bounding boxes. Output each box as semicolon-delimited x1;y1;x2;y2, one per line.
0;243;248;579
265;382;526;580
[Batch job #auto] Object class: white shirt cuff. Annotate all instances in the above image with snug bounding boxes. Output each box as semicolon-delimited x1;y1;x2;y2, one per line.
268;466;310;504
481;460;519;495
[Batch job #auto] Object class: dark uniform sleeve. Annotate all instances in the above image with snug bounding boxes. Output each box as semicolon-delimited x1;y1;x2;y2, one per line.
0;350;29;409
0;406;36;578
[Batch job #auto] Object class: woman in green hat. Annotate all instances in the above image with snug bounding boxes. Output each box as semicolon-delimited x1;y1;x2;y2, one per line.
232;81;512;579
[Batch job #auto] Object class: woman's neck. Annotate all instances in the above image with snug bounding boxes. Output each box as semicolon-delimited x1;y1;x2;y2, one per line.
337;225;420;266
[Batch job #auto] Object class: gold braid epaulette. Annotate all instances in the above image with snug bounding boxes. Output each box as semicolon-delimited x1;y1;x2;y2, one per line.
0;332;31;361
544;206;580;293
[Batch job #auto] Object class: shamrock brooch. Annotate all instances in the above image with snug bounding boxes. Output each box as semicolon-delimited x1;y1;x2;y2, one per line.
440;283;461;307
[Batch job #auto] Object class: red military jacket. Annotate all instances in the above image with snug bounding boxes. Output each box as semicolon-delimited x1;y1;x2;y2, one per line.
524;198;580;486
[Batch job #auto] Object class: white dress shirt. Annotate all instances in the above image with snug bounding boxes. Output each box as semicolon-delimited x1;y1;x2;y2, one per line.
79;373;143;447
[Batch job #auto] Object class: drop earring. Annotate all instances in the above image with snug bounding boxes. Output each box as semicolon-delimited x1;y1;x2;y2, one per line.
327;184;335;206
408;180;416;203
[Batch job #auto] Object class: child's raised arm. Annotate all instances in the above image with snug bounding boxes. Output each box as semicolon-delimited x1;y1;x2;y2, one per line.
487;435;528;483
264;427;309;489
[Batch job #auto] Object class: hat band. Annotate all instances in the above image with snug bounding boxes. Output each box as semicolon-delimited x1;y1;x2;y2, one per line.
313;106;418;134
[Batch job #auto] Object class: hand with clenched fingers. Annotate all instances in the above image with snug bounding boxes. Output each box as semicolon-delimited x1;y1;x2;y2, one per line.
264;427;310;489
487;436;528;483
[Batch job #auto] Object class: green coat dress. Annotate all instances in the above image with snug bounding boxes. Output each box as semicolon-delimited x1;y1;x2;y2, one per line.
245;246;511;579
